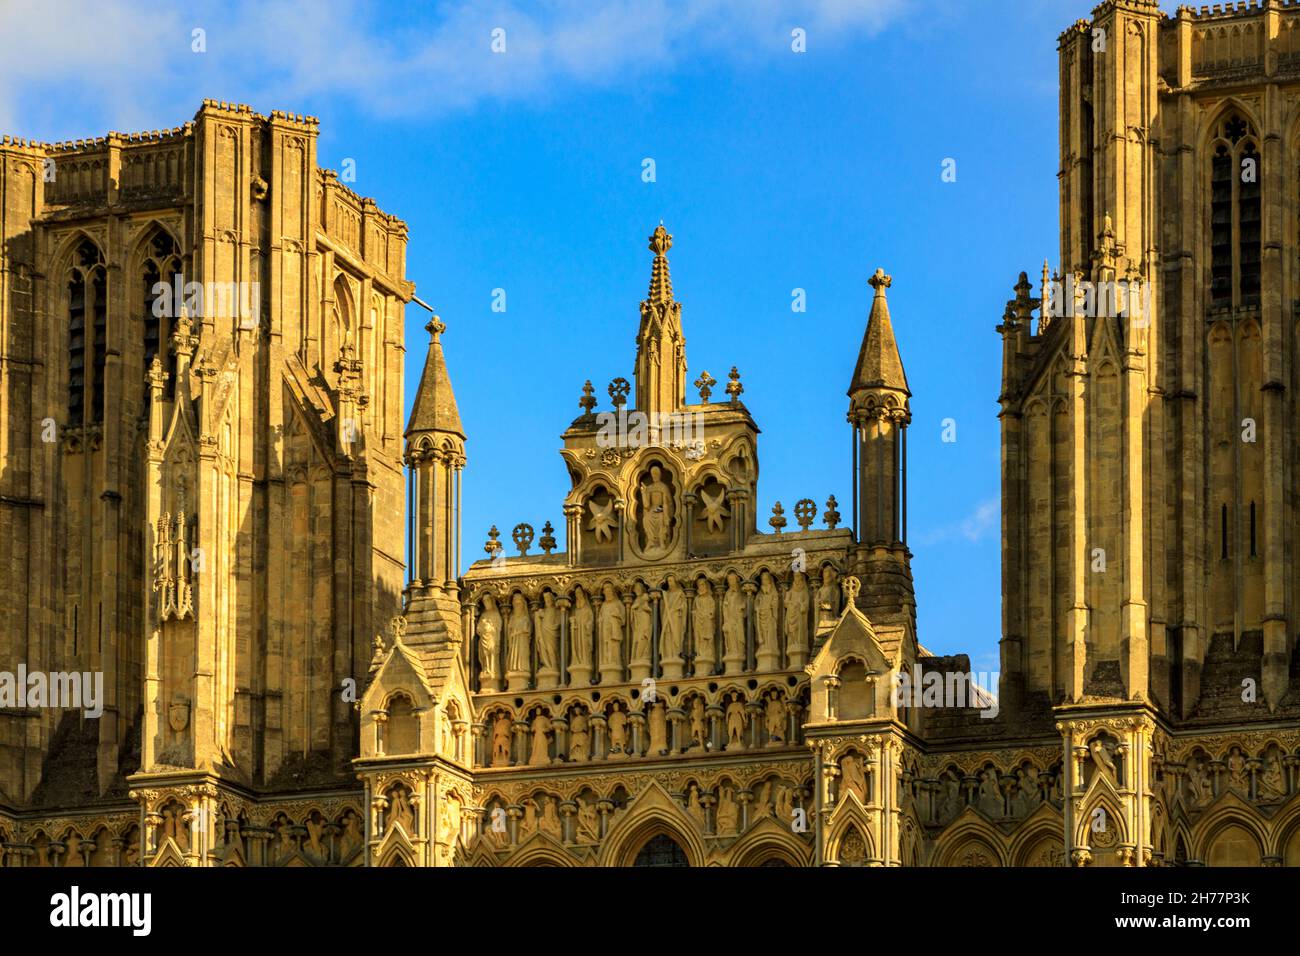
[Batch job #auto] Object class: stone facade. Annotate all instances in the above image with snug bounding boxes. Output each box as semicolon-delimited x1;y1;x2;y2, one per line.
2;1;1300;867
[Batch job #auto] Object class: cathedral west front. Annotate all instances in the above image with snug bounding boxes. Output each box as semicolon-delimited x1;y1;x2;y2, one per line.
1;0;1300;868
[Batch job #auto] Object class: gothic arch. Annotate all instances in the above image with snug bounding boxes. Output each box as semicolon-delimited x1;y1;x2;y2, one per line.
933;809;1009;867
597;782;706;867
727;817;812;867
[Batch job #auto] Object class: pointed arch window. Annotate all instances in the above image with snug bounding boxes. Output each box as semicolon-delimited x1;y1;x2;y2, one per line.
1208;113;1261;307
142;229;181;401
68;238;106;426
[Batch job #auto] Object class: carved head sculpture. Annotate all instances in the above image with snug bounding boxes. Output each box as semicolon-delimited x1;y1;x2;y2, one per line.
511;592;527;614
761;570;774;591
603;582;617;601
822;565;838;586
543;590;555;608
634;580;646;596
483;592;497;612
665;574;680;593
697;576;712;595
726;571;741;590
791;571;807;591
575;586;589;607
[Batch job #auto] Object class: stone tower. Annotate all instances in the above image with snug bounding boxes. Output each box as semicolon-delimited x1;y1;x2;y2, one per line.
634;224;688;418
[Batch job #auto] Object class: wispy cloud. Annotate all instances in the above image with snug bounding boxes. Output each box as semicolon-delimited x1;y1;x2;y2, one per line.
913;496;998;547
0;0;908;136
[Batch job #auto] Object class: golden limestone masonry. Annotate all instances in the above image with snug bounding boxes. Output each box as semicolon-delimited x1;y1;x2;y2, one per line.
2;1;1300;867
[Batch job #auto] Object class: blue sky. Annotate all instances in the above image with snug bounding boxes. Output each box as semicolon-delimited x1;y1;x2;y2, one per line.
1;0;1183;671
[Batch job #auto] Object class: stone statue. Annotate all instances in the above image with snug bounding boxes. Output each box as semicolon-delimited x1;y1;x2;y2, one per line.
692;577;717;674
608;706;629;756
535;591;561;685
660;575;687;677
647;701;669;755
491;713;512;767
638;464;674;555
1260;752;1287;800
528;711;553;766
506;592;532;688
629;581;653;673
775;783;794;824
817;565;841;622
689;696;707;750
840;754;868;804
699;486;730;533
755;571;780;669
389;788;414;835
340;811;361;858
540;797;563;839
477;594;502;689
521;799;538;834
725;694;746;750
439;797;461;847
570;586;595;683
587;496;617;544
1187;759;1214;806
977;769;1003;817
715;786;739;834
722;571;746;670
686;785;707;830
569;710;590;762
599;583;625;679
576;799;599;844
752;781;773;819
784;571;810;665
1015;768;1041;815
1227;749;1248;793
305;813;325;856
764;692;785;745
1089;738;1117;783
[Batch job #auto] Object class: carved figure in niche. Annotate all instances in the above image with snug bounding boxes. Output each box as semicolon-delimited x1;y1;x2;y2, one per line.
521;799;538;834
576;799;600;844
688;696;707;750
389;788;414;836
752;781;773;819
686;785;707;830
977;769;1003;817
608;705;629;755
65;834;84;867
587;496;617;544
775;783;795;824
755;571;780;664
817;566;841;622
540;797;563;840
629;581;653;666
692;578;717;674
339;811;362;858
477;594;502;688
699;485;730;533
535;591;561;677
840;754;869;804
764;692;785;745
368;633;386;677
439;796;461;847
660;575;687;674
1227;748;1248;793
491;713;513;767
569;710;590;761
570;587;594;682
637;464;675;555
725;693;746;750
1260;752;1287;800
715;786;739;834
305;812;325;856
528;711;553;766
1186;758;1214;806
722;572;746;666
647;701;669;755
1015;767;1041;815
784;571;810;661
1089;738;1117;784
936;771;962;820
506;593;532;685
599;583;626;674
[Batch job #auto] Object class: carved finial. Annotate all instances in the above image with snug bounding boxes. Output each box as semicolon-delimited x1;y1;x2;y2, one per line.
768;501;787;535
389;615;408;645
842;575;861;606
823;495;841;530
649;223;673;256
512;522;535;557
608;377;631;408
869;268;892;294
539;521;557;556
647;224;674;304
368;633;386;675
694;371;716;403
484;525;503;559
726;367;744;404
578;380;597;418
427;316;446;338
794;499;816;531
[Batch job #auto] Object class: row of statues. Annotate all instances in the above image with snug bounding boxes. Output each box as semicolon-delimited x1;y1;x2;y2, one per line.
485;690;800;767
474;566;845;691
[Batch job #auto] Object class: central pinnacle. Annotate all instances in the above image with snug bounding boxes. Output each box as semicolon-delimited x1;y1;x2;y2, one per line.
647;223;675;303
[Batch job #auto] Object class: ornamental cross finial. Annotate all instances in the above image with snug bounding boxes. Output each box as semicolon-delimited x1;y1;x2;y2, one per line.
726;367;744;404
842;575;861;606
578;380;597;417
869;268;892;293
694;371;716;402
649;223;673;256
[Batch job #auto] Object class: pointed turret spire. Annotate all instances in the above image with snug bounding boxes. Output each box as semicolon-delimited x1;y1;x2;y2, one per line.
405;317;464;439
849;268;910;399
635;222;687;415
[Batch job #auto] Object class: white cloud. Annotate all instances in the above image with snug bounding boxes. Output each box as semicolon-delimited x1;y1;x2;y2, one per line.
0;0;908;136
913;496;998;547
